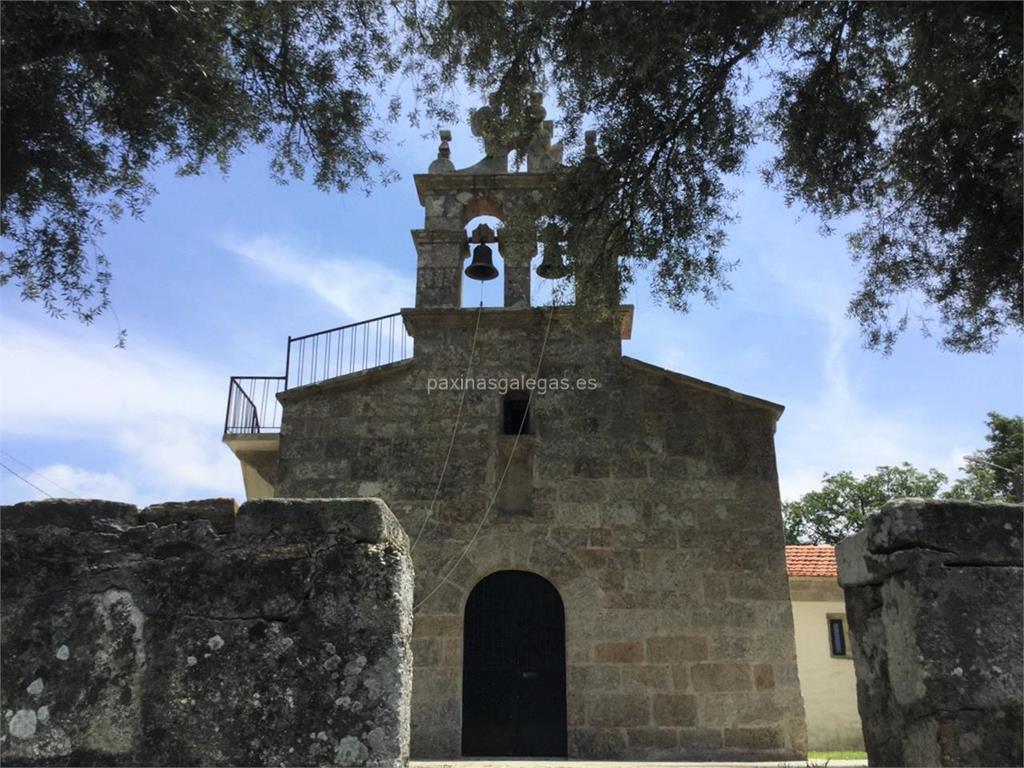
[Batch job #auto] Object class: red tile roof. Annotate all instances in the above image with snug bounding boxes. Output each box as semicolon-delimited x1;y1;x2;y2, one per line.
785;545;838;577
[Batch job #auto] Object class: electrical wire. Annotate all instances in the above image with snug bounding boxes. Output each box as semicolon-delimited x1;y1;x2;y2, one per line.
0;461;54;499
411;291;485;552
0;449;78;497
414;293;558;612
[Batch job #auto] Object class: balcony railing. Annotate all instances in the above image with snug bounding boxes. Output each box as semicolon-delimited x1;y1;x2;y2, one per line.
285;312;412;390
225;376;286;435
224;313;413;436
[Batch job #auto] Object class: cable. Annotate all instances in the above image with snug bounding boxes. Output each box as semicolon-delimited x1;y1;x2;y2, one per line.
411;297;485;552
0;461;54;499
0;449;78;497
414;295;558;612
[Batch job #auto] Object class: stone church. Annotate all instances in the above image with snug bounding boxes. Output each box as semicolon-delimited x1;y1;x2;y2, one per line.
224;100;807;761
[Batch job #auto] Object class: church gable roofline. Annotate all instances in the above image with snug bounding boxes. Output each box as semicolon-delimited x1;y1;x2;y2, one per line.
277;359;413;405
622;357;785;420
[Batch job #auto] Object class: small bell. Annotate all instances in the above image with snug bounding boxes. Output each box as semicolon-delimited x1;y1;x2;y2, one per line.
465;243;499;281
536;242;568;279
537;224;568;279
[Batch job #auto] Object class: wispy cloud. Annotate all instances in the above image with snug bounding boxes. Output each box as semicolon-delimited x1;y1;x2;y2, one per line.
12;464;138;503
760;247;969;499
0;318;243;506
224;234;414;322
626;183;977;503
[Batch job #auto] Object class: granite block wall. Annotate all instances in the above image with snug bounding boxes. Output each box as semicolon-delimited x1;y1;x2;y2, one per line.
0;497;413;767
275;308;807;760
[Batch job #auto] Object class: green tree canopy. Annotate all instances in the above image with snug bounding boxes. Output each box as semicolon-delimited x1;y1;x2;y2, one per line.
3;1;1020;353
783;463;948;545
1;1;401;322
784;412;1024;544
945;412;1024;503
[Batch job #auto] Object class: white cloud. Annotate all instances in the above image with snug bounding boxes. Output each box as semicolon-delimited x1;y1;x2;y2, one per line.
224;234;414;322
23;464;137;503
0;318;244;506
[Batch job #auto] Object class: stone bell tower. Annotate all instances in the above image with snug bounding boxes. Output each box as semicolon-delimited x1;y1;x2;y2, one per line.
252;94;807;762
411;93;566;311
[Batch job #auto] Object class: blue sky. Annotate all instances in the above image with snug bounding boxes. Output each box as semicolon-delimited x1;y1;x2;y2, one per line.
1;96;1020;507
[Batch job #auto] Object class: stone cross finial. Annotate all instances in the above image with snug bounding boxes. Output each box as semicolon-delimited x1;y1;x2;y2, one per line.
470;93;512;161
467;91;565;173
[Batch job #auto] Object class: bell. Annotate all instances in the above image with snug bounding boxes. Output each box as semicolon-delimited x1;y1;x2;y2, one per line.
465;243;499;281
536;242;568;279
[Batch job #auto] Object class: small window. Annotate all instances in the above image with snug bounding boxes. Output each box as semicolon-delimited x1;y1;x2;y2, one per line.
503;394;530;435
828;616;848;657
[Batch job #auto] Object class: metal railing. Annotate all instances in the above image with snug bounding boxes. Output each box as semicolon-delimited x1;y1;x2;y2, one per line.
285;312;412;390
224;376;286;435
224;313;413;436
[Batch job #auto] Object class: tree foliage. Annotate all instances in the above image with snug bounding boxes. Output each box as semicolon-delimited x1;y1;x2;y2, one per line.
784;412;1024;543
945;412;1023;503
420;1;1021;352
2;1;1020;353
1;1;400;321
764;3;1023;353
783;463;948;544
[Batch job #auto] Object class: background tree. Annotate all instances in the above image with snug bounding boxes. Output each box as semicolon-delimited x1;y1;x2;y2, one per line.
3;2;1021;354
0;1;404;324
784;411;1024;543
420;1;1022;351
782;463;947;544
944;412;1024;503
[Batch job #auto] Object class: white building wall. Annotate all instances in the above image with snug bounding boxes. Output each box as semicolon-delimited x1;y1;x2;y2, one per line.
790;578;865;751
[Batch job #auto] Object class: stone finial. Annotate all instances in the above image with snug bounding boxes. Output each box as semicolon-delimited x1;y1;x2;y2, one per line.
585;130;598;159
528;92;546;126
527;118;564;172
428;129;455;174
466;91;564;174
470;223;497;244
470;94;512;162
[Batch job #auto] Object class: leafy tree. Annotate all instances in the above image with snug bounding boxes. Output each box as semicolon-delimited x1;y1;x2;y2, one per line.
3;2;1021;354
1;1;403;323
420;1;1022;351
783;463;947;544
944;412;1023;502
784;412;1024;543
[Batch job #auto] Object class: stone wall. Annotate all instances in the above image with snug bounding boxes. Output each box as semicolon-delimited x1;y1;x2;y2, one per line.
0;497;413;767
276;308;807;761
837;498;1023;766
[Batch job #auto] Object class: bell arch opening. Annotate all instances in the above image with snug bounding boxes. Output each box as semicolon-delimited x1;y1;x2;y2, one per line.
461;214;505;308
461;569;567;757
461;195;504;225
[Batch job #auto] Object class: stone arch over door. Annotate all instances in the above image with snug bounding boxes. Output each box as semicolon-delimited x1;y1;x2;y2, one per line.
461;569;568;757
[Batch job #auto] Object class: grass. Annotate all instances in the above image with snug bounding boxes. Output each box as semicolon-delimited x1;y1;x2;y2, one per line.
808;750;869;760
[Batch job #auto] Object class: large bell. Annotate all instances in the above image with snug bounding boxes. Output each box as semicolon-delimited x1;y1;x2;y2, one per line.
536;243;568;279
465;243;499;281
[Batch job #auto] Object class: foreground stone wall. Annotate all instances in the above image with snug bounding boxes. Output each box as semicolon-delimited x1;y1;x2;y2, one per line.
276;310;807;761
837;498;1023;767
0;498;413;767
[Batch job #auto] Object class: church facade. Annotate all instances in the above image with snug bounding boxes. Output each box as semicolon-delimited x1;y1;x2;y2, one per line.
226;103;807;760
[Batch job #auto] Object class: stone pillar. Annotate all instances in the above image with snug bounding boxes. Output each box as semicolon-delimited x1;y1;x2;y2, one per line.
573;234;620;311
412;229;467;308
836;498;1023;767
500;229;535;308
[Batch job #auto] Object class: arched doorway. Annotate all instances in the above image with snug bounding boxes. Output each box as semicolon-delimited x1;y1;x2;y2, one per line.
462;570;567;757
